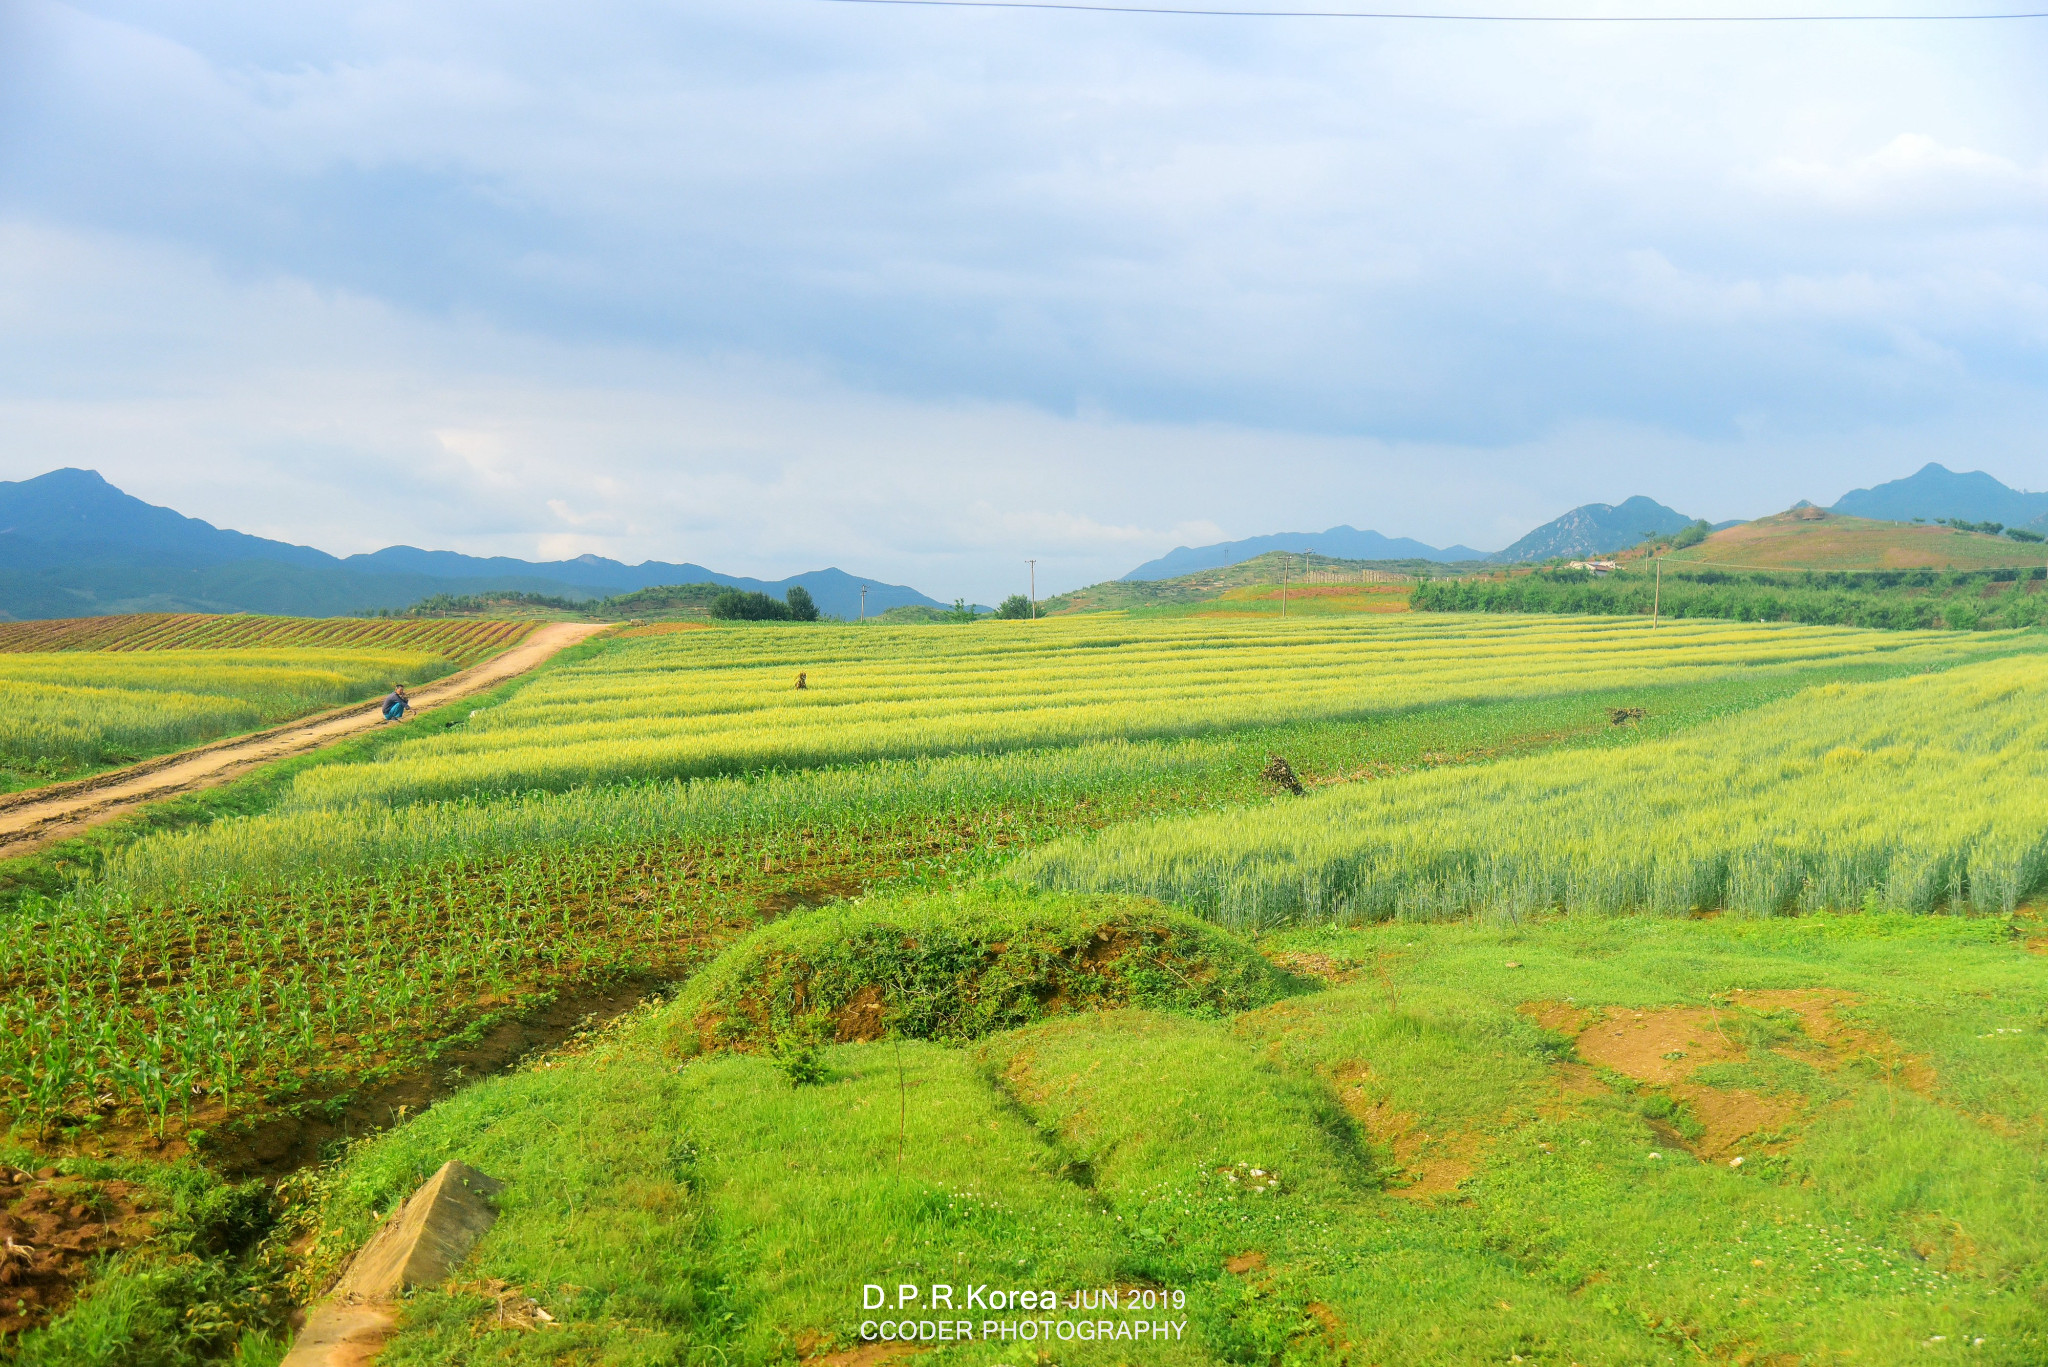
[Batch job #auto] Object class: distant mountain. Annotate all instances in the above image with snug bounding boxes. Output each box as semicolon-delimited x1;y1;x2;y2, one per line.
1830;463;2048;529
1122;526;1485;582
0;469;940;621
1488;497;1696;564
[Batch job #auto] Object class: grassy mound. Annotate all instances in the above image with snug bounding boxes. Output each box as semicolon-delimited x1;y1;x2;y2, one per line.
670;884;1289;1059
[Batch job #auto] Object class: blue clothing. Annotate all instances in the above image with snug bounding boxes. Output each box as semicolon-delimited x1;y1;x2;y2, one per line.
382;692;408;720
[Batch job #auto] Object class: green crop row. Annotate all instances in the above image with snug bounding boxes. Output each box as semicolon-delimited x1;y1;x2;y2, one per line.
283;614;2015;808
1022;654;2048;926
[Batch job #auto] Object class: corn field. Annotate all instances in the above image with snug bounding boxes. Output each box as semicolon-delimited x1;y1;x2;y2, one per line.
1022;655;2048;927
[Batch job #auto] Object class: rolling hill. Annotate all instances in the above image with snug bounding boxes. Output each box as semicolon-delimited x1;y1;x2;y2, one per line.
0;468;941;621
1667;505;2048;571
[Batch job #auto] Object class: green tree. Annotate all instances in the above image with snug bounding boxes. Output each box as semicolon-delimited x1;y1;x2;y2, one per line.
710;589;792;621
947;598;978;623
784;585;821;620
1670;519;1713;550
994;594;1032;619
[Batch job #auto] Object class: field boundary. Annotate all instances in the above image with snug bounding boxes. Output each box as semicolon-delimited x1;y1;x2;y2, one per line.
0;622;613;856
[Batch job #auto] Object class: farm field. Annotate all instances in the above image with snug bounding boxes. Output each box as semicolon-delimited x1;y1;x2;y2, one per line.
2;612;2046;1364
1024;652;2048;924
0;615;535;791
282;613;2015;807
0;614;532;660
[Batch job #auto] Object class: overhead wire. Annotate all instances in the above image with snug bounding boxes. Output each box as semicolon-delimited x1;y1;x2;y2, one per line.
811;0;2048;20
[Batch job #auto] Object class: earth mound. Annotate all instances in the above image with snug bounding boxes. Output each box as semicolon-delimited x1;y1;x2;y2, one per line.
671;885;1290;1057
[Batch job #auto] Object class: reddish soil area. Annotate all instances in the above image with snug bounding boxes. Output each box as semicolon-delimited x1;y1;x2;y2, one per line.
1334;1061;1484;1197
0;1165;151;1336
1523;988;1934;1164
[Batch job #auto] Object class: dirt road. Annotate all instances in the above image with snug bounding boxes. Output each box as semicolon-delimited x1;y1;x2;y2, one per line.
0;621;612;858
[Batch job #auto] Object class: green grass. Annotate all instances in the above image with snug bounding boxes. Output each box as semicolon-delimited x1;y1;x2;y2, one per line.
297;903;2048;1365
0;1145;288;1367
671;886;1291;1064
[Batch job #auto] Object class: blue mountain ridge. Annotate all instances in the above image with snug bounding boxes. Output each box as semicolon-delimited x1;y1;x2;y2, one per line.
0;469;940;621
1829;463;2048;528
1122;526;1487;582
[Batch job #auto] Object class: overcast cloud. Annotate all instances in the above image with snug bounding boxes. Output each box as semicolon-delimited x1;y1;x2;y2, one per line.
0;0;2043;599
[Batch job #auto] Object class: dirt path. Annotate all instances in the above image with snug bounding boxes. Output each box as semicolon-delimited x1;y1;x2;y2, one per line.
0;621;612;858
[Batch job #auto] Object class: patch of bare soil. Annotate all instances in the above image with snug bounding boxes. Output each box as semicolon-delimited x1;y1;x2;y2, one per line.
1544;990;1919;1163
1263;951;1361;984
1333;1063;1483;1198
805;1343;926;1367
1572;1004;1743;1085
0;1165;151;1337
1727;987;1937;1095
834;985;888;1043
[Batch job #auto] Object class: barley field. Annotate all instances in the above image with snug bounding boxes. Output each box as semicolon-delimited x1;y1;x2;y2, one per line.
0;649;458;775
286;614;2009;807
1022;654;2048;925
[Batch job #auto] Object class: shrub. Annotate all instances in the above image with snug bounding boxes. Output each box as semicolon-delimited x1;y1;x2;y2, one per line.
995;594;1033;619
2006;527;2044;544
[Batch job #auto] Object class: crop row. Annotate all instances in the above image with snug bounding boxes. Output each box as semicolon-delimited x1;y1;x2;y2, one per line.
0;844;719;1139
0;613;533;662
287;614;2017;807
1022;655;2048;925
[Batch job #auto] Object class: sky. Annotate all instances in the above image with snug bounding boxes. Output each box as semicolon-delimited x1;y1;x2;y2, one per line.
0;0;2043;601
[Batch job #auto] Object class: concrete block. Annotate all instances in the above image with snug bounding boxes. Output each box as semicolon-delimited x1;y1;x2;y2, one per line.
335;1160;505;1301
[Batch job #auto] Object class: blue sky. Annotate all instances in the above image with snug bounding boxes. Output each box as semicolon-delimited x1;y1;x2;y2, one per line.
0;0;2044;599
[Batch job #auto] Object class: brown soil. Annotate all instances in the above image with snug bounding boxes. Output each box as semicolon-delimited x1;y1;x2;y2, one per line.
0;1166;151;1337
1334;1062;1483;1198
1537;989;1926;1163
834;986;888;1044
0;621;611;858
806;1345;926;1367
1573;1004;1741;1085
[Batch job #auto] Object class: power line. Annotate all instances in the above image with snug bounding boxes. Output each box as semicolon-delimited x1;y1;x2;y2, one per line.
812;0;2048;19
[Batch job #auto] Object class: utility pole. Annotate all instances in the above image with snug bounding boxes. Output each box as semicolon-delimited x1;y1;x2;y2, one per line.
1027;559;1037;620
1652;556;1662;629
1280;556;1288;618
1305;548;1312;584
859;585;868;621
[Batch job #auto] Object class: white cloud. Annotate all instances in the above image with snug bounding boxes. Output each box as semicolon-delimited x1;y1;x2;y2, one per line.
0;3;2043;598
